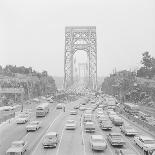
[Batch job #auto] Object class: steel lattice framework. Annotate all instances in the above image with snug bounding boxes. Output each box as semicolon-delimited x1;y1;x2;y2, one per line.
64;26;97;90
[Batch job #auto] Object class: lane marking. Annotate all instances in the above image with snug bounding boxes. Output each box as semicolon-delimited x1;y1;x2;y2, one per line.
31;112;62;155
80;113;87;155
22;107;57;141
121;133;141;155
55;126;65;155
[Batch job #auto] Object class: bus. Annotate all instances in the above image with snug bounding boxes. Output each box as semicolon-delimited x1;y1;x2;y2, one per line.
123;102;139;115
36;103;50;117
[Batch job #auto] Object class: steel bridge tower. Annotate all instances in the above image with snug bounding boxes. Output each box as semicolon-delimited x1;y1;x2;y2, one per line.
64;26;97;90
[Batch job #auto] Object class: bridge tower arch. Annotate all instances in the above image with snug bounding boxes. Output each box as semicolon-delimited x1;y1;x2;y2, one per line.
64;26;97;90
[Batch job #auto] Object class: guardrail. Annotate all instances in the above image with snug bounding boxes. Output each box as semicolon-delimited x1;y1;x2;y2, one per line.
116;107;155;135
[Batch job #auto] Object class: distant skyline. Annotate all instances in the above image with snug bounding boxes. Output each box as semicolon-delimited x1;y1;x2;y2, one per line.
0;0;155;77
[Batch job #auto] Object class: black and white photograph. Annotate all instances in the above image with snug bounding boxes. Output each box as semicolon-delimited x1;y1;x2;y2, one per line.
0;0;155;155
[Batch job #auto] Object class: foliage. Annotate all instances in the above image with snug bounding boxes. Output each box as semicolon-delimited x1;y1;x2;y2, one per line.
137;52;155;78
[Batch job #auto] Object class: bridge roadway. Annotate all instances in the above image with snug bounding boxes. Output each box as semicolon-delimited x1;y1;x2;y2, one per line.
0;97;155;155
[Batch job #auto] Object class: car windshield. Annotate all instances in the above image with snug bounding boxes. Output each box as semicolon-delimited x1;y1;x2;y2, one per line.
144;140;155;144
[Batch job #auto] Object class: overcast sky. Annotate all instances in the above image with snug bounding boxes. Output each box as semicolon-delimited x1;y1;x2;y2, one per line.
0;0;155;77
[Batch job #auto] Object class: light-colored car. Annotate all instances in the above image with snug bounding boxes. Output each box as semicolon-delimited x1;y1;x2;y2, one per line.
79;105;86;111
56;103;64;109
26;121;40;131
96;111;104;118
120;124;138;136
112;117;123;126
84;122;95;133
107;133;126;146
90;135;107;151
16;115;30;124
65;120;76;130
42;132;59;148
100;121;112;130
70;110;77;115
134;135;155;152
6;140;27;155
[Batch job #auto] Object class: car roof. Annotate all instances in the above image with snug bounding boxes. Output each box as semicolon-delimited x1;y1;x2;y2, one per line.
139;135;155;141
12;140;25;145
46;132;57;136
92;135;103;139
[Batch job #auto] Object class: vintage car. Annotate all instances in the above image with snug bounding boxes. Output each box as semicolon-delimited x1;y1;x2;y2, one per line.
134;135;155;153
100;120;112;130
90;135;107;151
6;140;28;155
120;124;138;136
107;133;126;146
79;105;86;111
26;121;40;131
70;110;77;115
84;122;95;133
16;114;30;124
65;120;76;130
112;117;124;126
56;103;64;109
74;105;80;109
42;132;59;148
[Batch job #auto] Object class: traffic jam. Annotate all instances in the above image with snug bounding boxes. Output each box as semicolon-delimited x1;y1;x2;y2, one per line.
2;94;155;155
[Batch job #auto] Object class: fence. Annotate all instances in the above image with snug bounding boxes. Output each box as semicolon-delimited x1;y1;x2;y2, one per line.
116;107;155;136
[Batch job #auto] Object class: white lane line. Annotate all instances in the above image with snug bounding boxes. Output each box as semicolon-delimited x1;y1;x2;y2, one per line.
81;114;86;155
31;112;62;155
55;126;65;155
121;134;141;155
22;107;57;141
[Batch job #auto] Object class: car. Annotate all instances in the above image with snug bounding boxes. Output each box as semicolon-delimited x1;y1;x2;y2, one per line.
96;111;104;118
42;132;59;148
70;110;77;115
112;117;124;126
56;103;64;109
16;114;30;124
84;122;95;133
90;135;107;151
65;120;76;130
134;135;155;152
83;113;93;122
100;121;112;130
6;140;28;155
107;133;126;146
26;121;40;131
98;115;108;123
120;124;138;136
115;149;137;155
109;114;118;121
79;105;86;111
74;105;79;109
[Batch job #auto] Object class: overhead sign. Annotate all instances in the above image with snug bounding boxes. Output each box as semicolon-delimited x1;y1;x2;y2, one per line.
0;88;24;94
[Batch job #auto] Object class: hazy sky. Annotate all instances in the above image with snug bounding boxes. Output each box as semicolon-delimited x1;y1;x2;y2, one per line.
0;0;155;77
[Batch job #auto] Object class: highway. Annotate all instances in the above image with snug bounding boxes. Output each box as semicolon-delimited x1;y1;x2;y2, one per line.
1;96;155;155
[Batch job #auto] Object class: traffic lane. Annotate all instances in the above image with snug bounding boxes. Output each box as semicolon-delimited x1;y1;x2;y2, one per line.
94;111;140;155
0;102;57;155
56;113;83;155
97;112;143;155
118;114;154;154
92;114;116;155
31;100;78;155
23;107;62;155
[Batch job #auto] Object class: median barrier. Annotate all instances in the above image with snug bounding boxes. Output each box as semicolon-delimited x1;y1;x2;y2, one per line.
120;110;155;135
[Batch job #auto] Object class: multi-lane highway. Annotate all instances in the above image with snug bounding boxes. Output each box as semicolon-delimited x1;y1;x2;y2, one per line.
1;96;155;155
